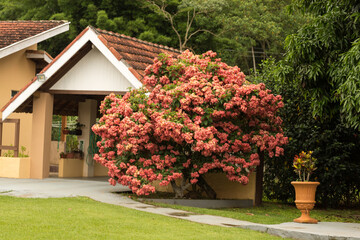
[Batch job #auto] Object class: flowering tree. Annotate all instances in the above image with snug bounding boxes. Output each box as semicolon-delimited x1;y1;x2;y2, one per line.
92;50;288;198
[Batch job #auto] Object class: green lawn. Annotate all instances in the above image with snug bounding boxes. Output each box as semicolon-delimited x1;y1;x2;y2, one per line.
0;195;286;240
137;198;360;225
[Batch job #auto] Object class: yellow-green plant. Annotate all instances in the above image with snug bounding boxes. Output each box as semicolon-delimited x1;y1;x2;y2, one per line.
3;146;29;158
293;151;317;182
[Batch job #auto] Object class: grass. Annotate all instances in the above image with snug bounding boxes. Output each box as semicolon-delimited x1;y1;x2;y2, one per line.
0;195;287;240
127;194;360;225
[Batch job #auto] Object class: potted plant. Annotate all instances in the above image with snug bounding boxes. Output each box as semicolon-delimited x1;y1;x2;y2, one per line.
65;137;79;159
66;152;75;158
0;146;30;178
60;152;67;158
291;151;319;224
74;122;84;135
73;149;83;159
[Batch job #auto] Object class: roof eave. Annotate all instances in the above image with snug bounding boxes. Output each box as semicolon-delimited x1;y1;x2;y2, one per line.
1;26;143;121
26;50;53;64
0;21;70;59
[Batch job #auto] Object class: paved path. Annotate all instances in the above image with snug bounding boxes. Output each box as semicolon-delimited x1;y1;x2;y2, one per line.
0;177;359;240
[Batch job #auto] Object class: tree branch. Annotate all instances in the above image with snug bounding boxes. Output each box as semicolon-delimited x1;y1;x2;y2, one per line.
144;0;183;50
143;0;215;52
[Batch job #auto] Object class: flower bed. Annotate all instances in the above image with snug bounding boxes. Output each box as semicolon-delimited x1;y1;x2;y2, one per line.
0;157;30;178
58;158;83;178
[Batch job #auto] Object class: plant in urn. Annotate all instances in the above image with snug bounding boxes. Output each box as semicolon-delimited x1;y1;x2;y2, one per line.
292;151;319;223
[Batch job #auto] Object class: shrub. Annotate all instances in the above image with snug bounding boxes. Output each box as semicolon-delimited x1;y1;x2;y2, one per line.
2;146;29;158
92;50;287;198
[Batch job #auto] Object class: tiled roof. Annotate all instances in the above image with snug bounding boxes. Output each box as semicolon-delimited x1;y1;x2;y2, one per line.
1;26;181;114
0;20;68;49
93;27;181;79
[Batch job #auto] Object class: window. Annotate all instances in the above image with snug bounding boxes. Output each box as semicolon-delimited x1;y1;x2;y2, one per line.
11;90;19;98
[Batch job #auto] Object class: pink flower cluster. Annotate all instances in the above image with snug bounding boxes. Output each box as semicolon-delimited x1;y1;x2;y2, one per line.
92;50;288;195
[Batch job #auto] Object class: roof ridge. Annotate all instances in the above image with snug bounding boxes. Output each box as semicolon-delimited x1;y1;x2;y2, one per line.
93;27;181;53
0;20;68;23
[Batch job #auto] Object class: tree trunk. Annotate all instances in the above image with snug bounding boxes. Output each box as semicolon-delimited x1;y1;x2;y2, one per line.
170;174;216;199
170;178;191;198
255;150;264;206
197;175;217;199
251;46;257;77
171;181;184;198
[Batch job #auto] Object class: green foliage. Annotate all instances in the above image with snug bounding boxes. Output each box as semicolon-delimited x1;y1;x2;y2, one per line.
0;0;175;56
283;0;360;130
0;0;306;72
51;115;62;141
333;39;360;130
257;58;360;207
214;0;308;72
3;146;29;158
253;0;360;207
66;135;79;152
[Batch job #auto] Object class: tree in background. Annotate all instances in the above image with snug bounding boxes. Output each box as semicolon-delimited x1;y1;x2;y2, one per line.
283;0;360;130
142;0;226;52
217;0;308;74
92;50;287;198
257;0;360;207
0;0;306;74
0;0;174;55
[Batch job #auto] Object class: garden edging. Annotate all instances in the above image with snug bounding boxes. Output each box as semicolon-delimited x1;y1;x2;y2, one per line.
140;198;253;208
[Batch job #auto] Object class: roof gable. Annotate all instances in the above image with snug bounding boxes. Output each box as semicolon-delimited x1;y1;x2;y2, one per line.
94;28;180;79
1;26;180;120
49;47;133;93
0;20;70;59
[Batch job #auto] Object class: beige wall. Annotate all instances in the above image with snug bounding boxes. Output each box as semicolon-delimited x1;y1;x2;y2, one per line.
30;92;53;178
0;45;37;156
50;141;65;165
78;99;97;177
59;158;84;178
58;158;83;178
94;162;108;176
153;172;256;203
204;172;256;202
57;159;108;178
0;157;30;178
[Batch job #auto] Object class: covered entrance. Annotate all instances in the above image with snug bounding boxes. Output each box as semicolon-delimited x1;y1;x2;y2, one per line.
1;26;180;179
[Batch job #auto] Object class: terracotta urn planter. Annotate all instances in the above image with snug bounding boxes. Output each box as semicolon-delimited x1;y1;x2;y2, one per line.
291;181;320;224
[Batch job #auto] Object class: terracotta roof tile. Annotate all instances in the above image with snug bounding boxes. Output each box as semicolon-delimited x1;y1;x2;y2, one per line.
2;26;180;113
93;27;180;79
0;20;68;49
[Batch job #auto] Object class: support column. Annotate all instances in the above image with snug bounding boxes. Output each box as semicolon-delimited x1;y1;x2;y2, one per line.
30;92;53;179
78;99;97;177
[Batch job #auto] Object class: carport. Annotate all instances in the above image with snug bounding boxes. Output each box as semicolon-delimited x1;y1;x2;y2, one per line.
1;26;180;178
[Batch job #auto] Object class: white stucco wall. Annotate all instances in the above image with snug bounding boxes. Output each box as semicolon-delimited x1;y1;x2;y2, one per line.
50;47;133;92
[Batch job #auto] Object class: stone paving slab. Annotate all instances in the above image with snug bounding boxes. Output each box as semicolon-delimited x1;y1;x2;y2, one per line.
258;222;360;240
0;177;359;240
142;198;253;208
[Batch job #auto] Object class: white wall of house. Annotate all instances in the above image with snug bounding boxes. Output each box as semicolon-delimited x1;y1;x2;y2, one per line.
50;47;133;92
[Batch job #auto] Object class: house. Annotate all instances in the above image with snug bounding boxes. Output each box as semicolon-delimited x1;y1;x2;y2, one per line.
1;25;257;205
0;20;70;177
1;25;180;179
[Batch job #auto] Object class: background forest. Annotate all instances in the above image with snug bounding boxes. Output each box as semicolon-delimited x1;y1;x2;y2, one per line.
0;0;306;74
1;0;359;207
